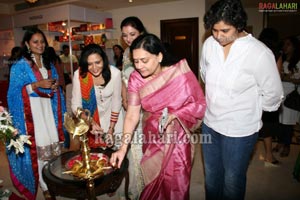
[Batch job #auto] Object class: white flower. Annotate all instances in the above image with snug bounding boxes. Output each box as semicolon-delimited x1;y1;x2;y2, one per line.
14;139;25;154
1;106;31;155
18;135;32;145
6;135;31;155
8;139;24;154
7;139;16;151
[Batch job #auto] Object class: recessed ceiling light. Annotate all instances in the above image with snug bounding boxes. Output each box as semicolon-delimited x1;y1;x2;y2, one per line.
26;0;38;3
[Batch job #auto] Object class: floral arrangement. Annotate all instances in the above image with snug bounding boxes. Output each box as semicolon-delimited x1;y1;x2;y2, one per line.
0;106;31;154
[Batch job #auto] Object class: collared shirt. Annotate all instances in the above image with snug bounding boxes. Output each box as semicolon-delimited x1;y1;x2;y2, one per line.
200;34;284;137
59;54;79;74
59;54;78;64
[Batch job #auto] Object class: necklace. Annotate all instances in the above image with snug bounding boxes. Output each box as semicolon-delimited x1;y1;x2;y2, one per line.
97;85;104;102
31;54;43;69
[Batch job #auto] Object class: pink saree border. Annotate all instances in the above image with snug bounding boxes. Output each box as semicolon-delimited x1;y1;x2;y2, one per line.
139;59;190;99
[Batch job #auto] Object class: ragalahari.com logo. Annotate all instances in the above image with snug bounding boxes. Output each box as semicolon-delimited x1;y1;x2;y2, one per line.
258;2;298;12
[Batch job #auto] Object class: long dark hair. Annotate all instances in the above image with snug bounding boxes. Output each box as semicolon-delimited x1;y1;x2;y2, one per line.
8;46;22;69
120;16;148;34
79;44;111;86
21;27;51;69
113;44;124;70
258;28;280;60
46;46;62;65
7;46;22;81
282;36;300;72
204;0;247;32
130;34;180;67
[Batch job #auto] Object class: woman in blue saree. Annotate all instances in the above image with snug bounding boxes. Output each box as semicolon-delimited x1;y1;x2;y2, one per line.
7;28;69;200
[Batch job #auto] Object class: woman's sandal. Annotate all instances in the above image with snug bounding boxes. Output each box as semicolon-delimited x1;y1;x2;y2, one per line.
264;159;280;167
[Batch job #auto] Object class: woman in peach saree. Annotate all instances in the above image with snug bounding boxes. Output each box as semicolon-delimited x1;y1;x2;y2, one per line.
111;34;206;200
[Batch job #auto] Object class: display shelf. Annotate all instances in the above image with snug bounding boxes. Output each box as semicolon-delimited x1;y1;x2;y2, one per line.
74;29;115;36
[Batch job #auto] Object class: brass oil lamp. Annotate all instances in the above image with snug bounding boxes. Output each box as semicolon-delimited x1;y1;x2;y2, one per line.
63;108;111;199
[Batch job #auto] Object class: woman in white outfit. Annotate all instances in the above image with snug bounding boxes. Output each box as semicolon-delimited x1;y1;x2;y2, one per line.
71;43;124;149
120;16;148;199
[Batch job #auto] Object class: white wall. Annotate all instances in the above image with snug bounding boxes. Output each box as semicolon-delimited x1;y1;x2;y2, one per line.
108;0;265;66
245;8;264;38
109;0;205;49
1;0;265;69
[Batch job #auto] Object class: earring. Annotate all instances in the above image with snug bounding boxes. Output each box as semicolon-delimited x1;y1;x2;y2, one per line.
26;44;31;54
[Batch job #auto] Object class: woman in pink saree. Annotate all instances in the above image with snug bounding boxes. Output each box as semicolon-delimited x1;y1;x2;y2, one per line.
111;34;206;200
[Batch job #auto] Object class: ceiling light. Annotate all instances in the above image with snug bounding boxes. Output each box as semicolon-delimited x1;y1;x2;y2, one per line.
129;0;133;2
26;0;38;3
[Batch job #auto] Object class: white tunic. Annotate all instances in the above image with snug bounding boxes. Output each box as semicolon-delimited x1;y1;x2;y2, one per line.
27;66;60;191
27;67;59;152
71;65;124;146
200;34;284;137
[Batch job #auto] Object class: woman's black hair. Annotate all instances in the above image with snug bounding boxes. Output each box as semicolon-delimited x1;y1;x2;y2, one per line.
113;44;124;69
120;16;148;34
258;28;280;60
46;46;62;65
130;33;180;67
8;46;22;69
79;44;111;86
7;46;22;81
21;27;51;69
204;0;247;32
282;36;300;72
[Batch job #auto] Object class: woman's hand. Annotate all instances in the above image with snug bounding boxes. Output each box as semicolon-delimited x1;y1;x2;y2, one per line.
90;122;104;135
35;79;58;90
160;113;176;133
121;81;128;110
122;99;128;111
110;146;127;168
50;79;59;91
165;114;176;128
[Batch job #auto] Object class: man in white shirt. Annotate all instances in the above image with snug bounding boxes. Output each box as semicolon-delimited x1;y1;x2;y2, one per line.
200;0;284;200
60;45;79;81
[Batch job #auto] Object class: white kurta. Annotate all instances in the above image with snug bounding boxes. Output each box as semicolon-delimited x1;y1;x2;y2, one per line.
26;66;61;191
27;67;60;154
71;65;124;147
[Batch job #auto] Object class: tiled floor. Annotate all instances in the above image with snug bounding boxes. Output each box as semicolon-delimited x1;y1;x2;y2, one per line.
1;140;300;200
